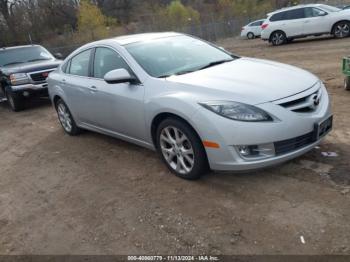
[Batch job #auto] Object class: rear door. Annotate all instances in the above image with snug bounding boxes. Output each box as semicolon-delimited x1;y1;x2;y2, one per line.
61;48;95;124
283;8;307;37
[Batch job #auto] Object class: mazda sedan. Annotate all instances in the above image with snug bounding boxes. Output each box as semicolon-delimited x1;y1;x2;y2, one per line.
48;33;332;180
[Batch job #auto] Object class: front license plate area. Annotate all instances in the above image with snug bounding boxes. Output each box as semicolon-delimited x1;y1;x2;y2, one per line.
314;116;333;140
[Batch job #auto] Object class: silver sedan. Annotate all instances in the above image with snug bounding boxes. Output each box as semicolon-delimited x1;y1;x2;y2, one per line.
48;32;332;180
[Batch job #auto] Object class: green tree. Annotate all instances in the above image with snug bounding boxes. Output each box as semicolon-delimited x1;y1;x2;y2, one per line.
77;0;110;40
159;0;200;30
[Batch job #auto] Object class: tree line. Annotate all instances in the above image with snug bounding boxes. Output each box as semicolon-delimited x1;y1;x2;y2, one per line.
0;0;299;47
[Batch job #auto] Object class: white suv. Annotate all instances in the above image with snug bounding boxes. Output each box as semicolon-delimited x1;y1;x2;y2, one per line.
261;4;350;46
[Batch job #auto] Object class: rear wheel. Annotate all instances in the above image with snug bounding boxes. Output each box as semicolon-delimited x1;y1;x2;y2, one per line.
156;118;209;180
345;76;350;91
55;99;81;136
247;32;255;39
5;86;24;112
270;31;286;46
333;21;350;38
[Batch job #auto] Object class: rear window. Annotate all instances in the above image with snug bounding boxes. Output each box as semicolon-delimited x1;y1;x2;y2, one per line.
0;46;53;67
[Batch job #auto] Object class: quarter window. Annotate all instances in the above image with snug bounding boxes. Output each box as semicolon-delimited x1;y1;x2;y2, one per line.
93;47;132;79
69;49;92;77
270;12;286;22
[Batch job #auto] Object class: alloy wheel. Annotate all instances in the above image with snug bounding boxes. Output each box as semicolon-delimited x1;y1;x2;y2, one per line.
57;103;73;133
335;23;350;38
160;126;195;175
271;32;285;45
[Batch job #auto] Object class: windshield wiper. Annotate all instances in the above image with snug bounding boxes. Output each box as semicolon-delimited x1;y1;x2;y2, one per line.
3;61;24;66
27;58;50;62
198;59;234;71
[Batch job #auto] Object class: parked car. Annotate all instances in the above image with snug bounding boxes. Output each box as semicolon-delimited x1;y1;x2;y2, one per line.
241;19;265;39
48;32;332;180
0;45;62;111
261;4;350;46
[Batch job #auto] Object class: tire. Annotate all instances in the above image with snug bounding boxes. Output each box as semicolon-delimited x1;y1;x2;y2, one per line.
55;99;81;136
247;32;255;39
345;76;350;91
5;86;24;112
156;118;209;180
270;31;287;46
333;21;350;39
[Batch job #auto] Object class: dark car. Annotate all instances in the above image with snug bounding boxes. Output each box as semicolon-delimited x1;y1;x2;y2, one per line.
0;45;62;111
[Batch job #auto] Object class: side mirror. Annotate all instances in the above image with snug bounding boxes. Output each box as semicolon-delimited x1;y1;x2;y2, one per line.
54;52;63;59
104;68;136;84
319;11;328;16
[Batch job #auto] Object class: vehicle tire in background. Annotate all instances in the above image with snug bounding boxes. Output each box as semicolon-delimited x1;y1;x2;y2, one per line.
333;21;350;38
270;31;287;46
345;76;350;91
5;86;24;112
156;118;209;180
247;32;255;39
55;99;81;136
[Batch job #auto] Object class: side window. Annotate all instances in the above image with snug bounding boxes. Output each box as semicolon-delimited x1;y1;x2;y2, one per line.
305;7;326;18
270;12;286;22
285;8;305;20
69;49;91;77
259;20;264;26
93;47;132;79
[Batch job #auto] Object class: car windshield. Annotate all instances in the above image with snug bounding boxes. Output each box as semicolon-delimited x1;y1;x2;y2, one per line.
0;46;53;67
319;4;341;12
125;35;237;78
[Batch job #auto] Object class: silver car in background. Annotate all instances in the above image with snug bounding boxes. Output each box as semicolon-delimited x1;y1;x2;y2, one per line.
48;32;332;180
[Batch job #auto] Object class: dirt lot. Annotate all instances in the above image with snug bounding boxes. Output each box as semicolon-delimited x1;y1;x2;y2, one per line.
0;36;350;255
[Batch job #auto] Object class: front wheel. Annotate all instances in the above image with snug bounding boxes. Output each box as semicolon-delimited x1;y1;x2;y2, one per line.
345;76;350;91
156;118;209;180
270;31;286;46
5;86;24;112
333;21;350;38
55;99;81;136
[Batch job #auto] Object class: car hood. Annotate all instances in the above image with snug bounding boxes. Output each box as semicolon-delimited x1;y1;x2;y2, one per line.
167;57;319;104
0;59;62;75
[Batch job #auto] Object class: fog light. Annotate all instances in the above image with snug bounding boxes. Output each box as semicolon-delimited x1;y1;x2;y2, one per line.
23;91;30;97
238;145;258;157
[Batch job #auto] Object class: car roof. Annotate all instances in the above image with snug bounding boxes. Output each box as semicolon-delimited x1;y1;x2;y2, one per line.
113;32;182;46
267;4;325;16
0;44;41;51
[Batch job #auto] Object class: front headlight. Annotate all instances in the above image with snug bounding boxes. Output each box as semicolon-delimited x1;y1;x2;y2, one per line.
199;101;273;122
10;73;30;85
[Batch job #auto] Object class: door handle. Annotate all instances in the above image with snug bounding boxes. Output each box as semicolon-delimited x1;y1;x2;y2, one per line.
88;86;98;92
61;79;66;84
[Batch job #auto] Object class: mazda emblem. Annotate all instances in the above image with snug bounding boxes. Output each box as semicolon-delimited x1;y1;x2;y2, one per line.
313;95;320;106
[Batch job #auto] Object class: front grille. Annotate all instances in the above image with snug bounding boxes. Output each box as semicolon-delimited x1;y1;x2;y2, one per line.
274;131;315;156
30;71;51;82
278;88;322;113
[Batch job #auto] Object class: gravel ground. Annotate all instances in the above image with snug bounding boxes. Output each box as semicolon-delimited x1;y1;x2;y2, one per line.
0;36;349;255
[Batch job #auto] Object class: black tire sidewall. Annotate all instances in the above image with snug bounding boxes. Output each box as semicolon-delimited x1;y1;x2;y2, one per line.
345;77;350;90
5;86;24;112
55;99;81;136
247;32;254;39
156;118;209;180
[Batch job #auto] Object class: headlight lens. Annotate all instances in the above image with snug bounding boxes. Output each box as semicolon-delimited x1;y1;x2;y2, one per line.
10;73;30;85
199;101;273;122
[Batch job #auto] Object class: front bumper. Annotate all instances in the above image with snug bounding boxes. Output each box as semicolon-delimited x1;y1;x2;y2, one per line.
11;82;48;92
192;85;332;171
